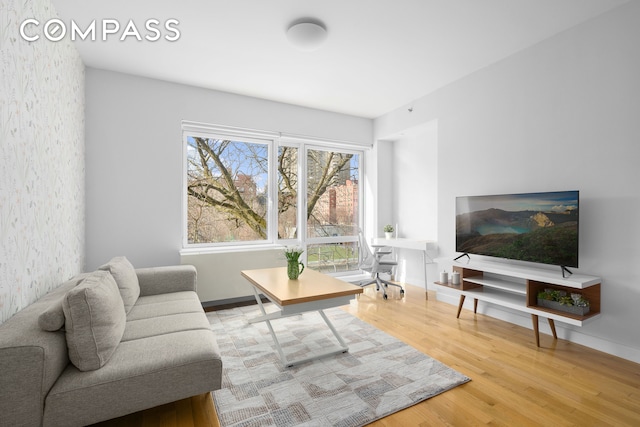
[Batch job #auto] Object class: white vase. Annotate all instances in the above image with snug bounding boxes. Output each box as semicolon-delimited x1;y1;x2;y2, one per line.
385;232;393;239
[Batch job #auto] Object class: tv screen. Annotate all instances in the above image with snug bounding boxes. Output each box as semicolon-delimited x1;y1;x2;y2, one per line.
456;190;579;268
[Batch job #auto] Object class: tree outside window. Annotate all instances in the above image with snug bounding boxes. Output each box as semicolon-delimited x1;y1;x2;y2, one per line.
185;131;362;273
187;136;268;243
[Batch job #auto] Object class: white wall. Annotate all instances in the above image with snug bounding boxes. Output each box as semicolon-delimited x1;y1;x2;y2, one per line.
374;139;394;235
0;0;85;324
391;121;438;243
394;122;439;286
85;69;372;299
181;249;285;303
374;2;640;362
377;121;439;287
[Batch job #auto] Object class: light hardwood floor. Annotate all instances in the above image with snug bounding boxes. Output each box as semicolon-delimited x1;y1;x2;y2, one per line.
94;284;640;426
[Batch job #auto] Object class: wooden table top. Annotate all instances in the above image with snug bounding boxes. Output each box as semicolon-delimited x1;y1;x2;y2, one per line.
241;267;363;306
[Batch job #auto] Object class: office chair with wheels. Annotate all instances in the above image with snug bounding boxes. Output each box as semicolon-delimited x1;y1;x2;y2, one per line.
357;230;404;299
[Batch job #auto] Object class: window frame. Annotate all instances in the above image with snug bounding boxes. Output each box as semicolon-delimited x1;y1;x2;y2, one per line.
182;122;279;250
275;141;303;247
182;121;366;261
302;143;363;246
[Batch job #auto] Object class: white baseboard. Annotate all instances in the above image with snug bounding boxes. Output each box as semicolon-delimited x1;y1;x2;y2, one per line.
436;292;640;364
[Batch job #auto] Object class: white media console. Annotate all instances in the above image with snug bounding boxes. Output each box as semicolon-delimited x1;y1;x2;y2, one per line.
435;259;601;347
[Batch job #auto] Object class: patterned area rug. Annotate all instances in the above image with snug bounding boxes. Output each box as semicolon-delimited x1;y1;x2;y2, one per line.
208;304;470;427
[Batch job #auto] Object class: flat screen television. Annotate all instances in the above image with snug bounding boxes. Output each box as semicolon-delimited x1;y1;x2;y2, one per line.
455;190;579;269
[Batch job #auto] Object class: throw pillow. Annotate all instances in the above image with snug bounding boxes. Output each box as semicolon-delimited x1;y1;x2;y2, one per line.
62;270;126;371
38;273;90;331
38;296;67;332
98;256;140;314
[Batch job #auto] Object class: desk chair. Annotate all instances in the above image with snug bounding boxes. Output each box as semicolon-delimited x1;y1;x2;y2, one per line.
357;230;404;299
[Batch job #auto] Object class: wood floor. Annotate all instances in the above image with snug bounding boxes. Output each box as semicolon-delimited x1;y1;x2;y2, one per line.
90;392;219;427
95;284;640;426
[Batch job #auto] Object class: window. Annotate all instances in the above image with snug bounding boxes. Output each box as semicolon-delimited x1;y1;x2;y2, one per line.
305;148;361;273
183;122;365;274
277;145;299;240
186;135;270;244
306;149;359;239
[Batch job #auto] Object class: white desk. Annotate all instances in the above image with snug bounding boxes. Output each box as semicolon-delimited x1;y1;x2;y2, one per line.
371;237;437;297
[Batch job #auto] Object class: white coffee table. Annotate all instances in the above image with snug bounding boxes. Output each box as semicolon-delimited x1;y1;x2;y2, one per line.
241;267;363;367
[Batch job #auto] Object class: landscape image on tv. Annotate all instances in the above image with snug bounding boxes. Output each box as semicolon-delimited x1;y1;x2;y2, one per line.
456;191;579;267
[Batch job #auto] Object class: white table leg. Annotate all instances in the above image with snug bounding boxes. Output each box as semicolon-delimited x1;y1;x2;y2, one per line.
250;287;349;367
319;309;348;349
278;312;348;367
252;287;287;364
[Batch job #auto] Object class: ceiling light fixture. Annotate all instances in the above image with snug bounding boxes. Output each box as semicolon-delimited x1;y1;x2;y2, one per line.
286;18;327;51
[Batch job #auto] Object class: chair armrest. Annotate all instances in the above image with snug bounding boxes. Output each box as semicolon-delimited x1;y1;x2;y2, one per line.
136;265;197;296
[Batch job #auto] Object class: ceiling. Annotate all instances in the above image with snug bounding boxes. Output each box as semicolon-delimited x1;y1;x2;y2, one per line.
51;0;627;119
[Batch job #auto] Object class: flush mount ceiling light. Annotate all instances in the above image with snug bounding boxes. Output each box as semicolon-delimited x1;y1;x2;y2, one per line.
286;18;328;51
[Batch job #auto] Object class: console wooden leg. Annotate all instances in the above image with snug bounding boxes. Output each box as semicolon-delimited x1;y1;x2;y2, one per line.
456;295;466;318
473;298;478;314
548;318;558;339
532;314;540;347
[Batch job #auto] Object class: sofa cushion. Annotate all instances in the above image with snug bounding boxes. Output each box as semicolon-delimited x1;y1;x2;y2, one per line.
62;271;126;371
122;312;211;342
133;290;197;306
126;294;205;321
98;256;140;314
38;274;90;331
43;329;223;427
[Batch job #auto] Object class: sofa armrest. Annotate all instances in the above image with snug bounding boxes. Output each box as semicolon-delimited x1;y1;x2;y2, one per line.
136;265;197;296
0;278;77;427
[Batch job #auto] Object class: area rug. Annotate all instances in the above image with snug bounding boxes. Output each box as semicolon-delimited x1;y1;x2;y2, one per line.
208;304;470;427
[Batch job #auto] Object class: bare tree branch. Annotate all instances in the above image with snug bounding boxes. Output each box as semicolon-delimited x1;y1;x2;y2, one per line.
186;138;354;243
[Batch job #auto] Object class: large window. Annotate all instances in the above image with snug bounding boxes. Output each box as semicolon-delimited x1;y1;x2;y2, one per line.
186;135;270;244
306;149;359;239
183;123;364;273
305;148;360;273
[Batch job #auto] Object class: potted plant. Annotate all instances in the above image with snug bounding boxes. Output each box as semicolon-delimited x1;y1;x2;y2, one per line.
537;288;590;315
284;247;305;280
383;224;394;239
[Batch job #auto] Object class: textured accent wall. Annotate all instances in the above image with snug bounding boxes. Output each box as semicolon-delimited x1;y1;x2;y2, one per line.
0;0;85;324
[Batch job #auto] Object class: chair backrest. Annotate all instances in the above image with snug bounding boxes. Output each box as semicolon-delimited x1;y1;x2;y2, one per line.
357;229;376;272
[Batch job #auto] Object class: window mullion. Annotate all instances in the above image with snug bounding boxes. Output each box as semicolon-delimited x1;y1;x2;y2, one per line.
268;139;278;244
299;143;308;261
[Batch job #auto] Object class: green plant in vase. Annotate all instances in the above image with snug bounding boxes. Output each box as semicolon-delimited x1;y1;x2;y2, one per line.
284;247;305;280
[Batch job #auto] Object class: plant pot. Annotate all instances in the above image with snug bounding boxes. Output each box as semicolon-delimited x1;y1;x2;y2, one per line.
385;232;393;239
287;259;305;280
537;298;590;316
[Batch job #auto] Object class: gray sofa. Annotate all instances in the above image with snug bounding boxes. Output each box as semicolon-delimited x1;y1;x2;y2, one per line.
0;257;222;427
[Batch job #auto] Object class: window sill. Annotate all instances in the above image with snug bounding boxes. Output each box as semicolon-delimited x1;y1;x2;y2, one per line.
180;244;285;256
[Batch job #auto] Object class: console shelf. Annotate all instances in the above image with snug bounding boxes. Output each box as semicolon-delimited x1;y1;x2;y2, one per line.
435;260;601;346
463;276;527;295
